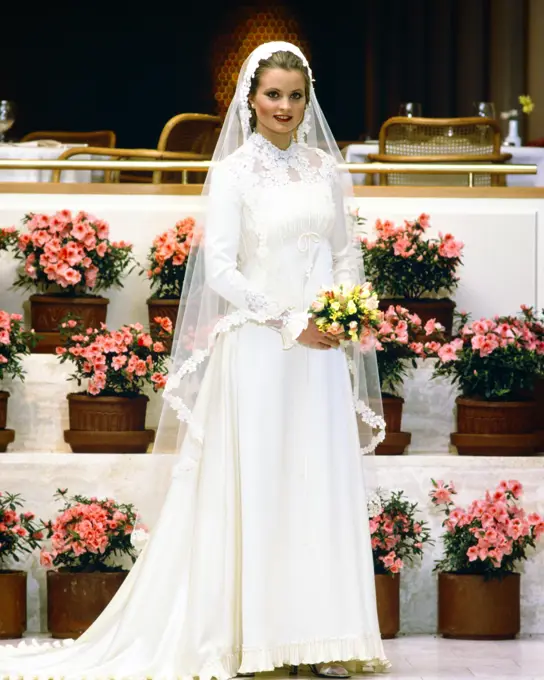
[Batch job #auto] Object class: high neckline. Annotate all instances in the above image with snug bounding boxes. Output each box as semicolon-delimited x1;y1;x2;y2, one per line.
250;132;296;157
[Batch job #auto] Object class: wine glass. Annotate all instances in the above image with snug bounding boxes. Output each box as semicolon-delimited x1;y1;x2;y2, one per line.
399;102;422;118
473;101;496;119
0;100;16;143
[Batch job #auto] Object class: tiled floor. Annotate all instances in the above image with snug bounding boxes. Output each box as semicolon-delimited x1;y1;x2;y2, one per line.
1;635;543;679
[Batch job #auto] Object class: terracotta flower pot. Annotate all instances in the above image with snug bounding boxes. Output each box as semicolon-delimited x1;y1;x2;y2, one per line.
29;294;109;354
64;393;155;453
438;572;520;639
379;297;456;336
0;391;15;453
375;395;411;455
47;570;128;638
375;572;400;638
451;396;537;455
146;297;180;352
0;570;27;639
535;377;544;453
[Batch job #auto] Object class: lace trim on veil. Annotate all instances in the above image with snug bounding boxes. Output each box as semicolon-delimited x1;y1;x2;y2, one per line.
164;313;386;455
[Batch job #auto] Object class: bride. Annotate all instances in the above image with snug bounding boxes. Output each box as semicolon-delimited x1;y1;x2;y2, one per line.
0;42;389;679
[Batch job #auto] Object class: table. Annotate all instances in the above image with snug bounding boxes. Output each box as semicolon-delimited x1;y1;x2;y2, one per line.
0;143;97;183
342;143;544;187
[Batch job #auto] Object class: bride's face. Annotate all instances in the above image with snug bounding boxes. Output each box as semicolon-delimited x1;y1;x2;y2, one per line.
249;68;307;146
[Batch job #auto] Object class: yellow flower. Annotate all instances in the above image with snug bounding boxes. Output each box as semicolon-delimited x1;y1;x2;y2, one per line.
315;317;327;327
330;301;341;312
346;300;357;315
519;94;534;115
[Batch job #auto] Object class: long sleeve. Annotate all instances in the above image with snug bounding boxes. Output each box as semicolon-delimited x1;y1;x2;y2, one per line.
328;160;362;287
205;162;283;317
204;161;307;347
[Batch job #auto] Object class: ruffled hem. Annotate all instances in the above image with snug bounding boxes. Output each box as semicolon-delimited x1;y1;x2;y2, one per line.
237;634;390;674
0;635;390;679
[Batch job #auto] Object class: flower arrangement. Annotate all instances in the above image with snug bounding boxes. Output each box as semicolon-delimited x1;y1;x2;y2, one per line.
12;210;135;296
55;317;173;396
430;308;543;400
39;489;144;572
309;282;381;343
0;491;44;566
430;479;543;576
500;95;535;121
357;213;464;299
368;489;432;575
0;226;18;252
0;311;36;381
376;304;444;395
145;217;201;299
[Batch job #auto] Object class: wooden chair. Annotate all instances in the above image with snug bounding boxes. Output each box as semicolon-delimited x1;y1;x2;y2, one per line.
157;113;221;183
21;130;116;148
50;147;210;184
368;117;512;186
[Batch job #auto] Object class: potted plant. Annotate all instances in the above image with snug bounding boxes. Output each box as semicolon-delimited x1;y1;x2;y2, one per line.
144;217;200;344
368;489;432;638
372;304;444;454
431;308;542;455
357;212;464;335
12;210;135;353
0;491;43;638
40;488;144;638
57;316;173;453
430;478;543;639
0;226;18;253
0;310;36;451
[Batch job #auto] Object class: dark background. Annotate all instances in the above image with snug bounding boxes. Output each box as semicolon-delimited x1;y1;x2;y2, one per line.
2;0;494;147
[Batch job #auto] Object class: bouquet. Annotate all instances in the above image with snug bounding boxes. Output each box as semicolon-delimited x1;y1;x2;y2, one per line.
145;217;201;299
376;304;445;395
0;226;18;252
430;308;543;400
56;317;173;396
0;491;44;566
39;488;145;572
358;213;464;299
368;489;432;575
13;210;135;296
430;479;543;576
308;282;381;345
0;311;36;381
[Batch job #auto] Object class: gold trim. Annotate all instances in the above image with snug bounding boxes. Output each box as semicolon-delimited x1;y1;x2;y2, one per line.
1;183;544;199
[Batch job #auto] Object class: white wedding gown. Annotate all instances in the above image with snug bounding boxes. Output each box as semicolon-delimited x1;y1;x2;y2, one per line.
0;133;388;680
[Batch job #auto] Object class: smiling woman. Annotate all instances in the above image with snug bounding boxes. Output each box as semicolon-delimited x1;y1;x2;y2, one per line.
247;50;311;149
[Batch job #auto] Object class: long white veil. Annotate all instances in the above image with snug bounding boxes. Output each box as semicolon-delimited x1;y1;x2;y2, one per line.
154;41;384;486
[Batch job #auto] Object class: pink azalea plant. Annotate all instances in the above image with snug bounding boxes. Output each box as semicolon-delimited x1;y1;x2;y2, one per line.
0;310;36;382
376;304;445;396
430;479;543;576
145;217;201;299
431;307;544;400
12;210;135;296
0;226;18;252
357;213;464;299
39;489;145;572
0;491;44;567
55;317;173;396
368;490;433;575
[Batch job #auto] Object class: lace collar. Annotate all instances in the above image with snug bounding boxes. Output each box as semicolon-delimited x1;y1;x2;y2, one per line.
249;132;298;161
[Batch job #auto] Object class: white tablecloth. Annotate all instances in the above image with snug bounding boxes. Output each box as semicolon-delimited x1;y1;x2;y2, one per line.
0;143;97;183
343;143;544;187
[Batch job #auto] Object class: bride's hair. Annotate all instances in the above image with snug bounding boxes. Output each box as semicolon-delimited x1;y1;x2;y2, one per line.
248;50;311;132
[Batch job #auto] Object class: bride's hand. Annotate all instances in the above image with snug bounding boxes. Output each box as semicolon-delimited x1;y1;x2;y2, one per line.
297;318;341;350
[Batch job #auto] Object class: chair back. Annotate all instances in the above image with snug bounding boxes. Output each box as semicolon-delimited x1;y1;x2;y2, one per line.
372;117;508;186
21;130;116;148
